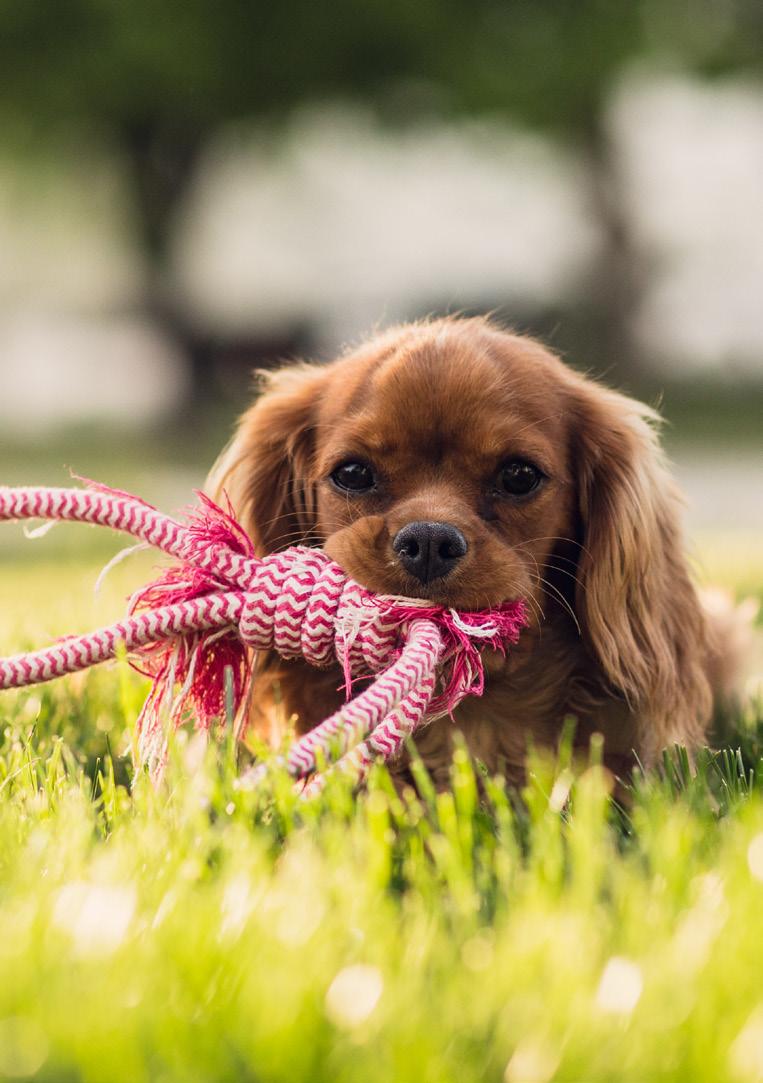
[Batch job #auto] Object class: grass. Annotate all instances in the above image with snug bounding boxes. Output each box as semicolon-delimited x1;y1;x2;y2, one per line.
0;543;762;1083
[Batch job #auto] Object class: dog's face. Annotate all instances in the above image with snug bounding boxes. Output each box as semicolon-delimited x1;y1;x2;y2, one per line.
311;330;575;612
210;317;710;743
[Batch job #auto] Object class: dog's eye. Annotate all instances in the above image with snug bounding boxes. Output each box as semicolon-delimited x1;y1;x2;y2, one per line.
497;460;544;497
330;461;376;493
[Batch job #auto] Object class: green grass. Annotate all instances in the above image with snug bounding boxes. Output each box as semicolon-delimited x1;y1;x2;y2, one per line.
0;547;762;1083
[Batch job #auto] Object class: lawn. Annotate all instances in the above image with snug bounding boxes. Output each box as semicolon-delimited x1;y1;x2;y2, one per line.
0;537;762;1083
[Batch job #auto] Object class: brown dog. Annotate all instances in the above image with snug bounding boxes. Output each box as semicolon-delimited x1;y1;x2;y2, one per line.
209;317;714;787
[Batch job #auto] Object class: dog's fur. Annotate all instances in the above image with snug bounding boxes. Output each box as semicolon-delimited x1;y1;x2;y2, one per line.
209;317;717;787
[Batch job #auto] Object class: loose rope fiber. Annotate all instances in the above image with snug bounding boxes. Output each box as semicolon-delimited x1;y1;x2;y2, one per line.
0;484;527;793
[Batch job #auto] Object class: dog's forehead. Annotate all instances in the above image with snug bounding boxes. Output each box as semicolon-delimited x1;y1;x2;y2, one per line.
322;332;568;461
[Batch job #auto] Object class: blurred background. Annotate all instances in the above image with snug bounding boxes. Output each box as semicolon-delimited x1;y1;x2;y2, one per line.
0;0;761;572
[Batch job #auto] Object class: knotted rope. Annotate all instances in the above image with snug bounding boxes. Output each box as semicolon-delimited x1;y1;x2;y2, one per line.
0;484;527;793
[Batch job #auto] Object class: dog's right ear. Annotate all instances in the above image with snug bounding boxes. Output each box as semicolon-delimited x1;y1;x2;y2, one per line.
206;364;327;555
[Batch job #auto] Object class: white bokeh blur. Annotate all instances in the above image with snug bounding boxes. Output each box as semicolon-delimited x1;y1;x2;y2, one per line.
0;69;761;434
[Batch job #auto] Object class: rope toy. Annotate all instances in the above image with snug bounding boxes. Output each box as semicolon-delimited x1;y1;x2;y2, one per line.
0;483;527;794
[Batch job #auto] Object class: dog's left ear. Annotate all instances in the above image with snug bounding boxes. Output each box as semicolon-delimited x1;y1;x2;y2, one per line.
570;380;711;758
206;364;327;555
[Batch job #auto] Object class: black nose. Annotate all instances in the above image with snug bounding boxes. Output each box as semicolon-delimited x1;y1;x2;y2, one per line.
392;521;469;584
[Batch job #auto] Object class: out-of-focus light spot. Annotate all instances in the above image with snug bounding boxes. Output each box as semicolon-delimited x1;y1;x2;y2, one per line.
595;956;643;1015
325;964;383;1029
549;772;573;813
273;894;325;947
730;1006;763;1081
22;696;41;720
53;881;136;956
746;675;763;702
265;845;327;947
696;873;726;909
461;932;494;972
504;1039;559;1083
747;835;763;882
151;888;178;930
0;1016;49;1078
123;985;143;1010
220;874;253;938
672;874;728;974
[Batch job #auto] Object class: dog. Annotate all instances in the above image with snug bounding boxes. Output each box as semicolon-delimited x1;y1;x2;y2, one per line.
208;316;726;788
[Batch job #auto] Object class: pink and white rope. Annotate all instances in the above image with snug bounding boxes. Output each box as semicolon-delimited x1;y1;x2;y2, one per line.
0;484;526;792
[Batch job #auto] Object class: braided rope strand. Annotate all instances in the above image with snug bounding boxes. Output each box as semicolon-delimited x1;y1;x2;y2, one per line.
0;593;245;688
285;618;444;778
0;484;527;792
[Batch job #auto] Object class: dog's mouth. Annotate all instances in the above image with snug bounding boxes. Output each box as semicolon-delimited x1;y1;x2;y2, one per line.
321;523;527;613
388;578;488;611
350;566;521;615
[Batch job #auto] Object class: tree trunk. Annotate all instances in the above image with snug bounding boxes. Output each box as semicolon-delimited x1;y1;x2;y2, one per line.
120;120;219;408
580;114;647;387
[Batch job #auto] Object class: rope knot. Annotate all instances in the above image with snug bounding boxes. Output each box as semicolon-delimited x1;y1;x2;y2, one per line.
0;484;528;791
238;548;401;678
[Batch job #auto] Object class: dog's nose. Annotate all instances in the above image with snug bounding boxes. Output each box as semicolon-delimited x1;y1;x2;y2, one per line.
392;521;468;583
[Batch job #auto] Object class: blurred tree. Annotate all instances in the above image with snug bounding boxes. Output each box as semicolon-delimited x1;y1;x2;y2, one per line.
0;0;446;398
0;0;759;391
436;0;763;375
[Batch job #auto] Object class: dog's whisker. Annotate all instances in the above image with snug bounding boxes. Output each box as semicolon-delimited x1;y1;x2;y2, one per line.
523;593;545;635
512;534;594;563
525;559;588;595
529;573;582;636
518;534;578;632
517;554;547;632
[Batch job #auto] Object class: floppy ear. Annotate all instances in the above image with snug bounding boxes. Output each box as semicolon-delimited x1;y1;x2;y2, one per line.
571;381;711;758
206;364;327;555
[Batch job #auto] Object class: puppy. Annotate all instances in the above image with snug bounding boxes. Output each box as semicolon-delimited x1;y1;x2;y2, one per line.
209;316;714;787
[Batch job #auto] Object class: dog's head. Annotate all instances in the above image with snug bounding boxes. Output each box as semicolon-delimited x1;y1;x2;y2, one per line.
210;317;709;742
